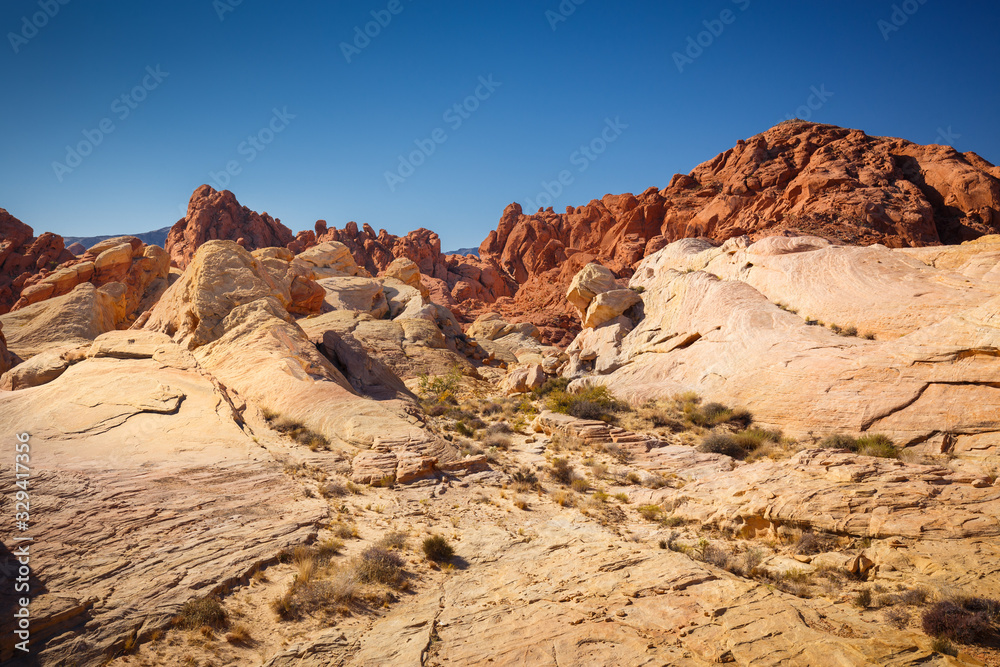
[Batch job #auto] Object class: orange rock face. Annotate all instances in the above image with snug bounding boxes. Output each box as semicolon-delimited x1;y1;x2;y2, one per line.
165;185;295;269
0;209;75;314
475;121;1000;340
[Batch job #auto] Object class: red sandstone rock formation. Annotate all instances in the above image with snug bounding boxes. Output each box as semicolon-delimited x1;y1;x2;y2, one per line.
475;121;1000;338
0;209;76;314
165;185;295;269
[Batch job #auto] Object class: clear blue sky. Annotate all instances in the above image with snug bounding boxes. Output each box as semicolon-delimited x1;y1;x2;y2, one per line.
1;0;998;250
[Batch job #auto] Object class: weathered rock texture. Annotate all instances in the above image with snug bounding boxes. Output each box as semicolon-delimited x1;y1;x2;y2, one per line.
1;208;78;313
0;331;326;664
576;234;1000;472
165;185;295;269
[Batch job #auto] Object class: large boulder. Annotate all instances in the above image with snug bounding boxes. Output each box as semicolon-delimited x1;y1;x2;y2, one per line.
0;282;123;358
566;263;619;318
582;288;641;329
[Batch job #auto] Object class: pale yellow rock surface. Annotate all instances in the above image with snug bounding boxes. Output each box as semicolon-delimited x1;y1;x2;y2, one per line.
0;337;324;664
0;282;123;358
293;241;369;278
565;262;618;317
582;287;641;329
576;237;1000;471
317;276;389;317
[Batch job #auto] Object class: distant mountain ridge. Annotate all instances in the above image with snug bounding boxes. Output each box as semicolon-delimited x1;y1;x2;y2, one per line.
64;226;171;250
443;247;480;257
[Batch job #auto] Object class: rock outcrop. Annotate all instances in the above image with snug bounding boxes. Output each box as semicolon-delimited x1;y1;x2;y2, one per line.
166;185;295;269
0;281;125;358
0;208;75;313
572;234;1000;472
476;121;1000;339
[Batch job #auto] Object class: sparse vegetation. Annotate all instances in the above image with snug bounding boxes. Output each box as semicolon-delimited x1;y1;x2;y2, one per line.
422;535;454;562
355;546;406;587
921;597;1000;644
263;409;330;450
548;457;576;485
546;385;630;423
175;597;228;630
819;433;900;459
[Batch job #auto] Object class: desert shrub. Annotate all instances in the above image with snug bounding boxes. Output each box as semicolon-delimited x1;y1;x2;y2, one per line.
842;325;859;337
732;428;782;452
855;434;899;459
319;482;348;498
483;433;512;450
454;421;475;438
426;403;447;417
697;433;748;460
795;531;835;555
422;535;454;562
884;607;911;629
418;367;463;405
820;433;899;459
332;521;359;539
853;588;873;609
486;421;513;435
270;590;295;619
176;597;228;630
546;386;629;423
548;457;576;485
820;434;858;450
480;402;503;416
683;399;752;428
570;478;590;493
356;546;405;587
552;490;574;507
602;443;634;464
377;531;407;551
899;587;930;606
930;637;957;656
225;624;253;645
637;504;662;521
921;598;999;644
533;376;570;397
862;331;876;341
511;467;538;486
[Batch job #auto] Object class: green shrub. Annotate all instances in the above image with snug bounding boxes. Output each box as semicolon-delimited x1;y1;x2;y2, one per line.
418;367;463;405
684;400;752;428
422;535;454;562
637;504;662;521
533;377;570;397
546;386;629;423
820;433;899;459
732;428;782;452
855;434;899;459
